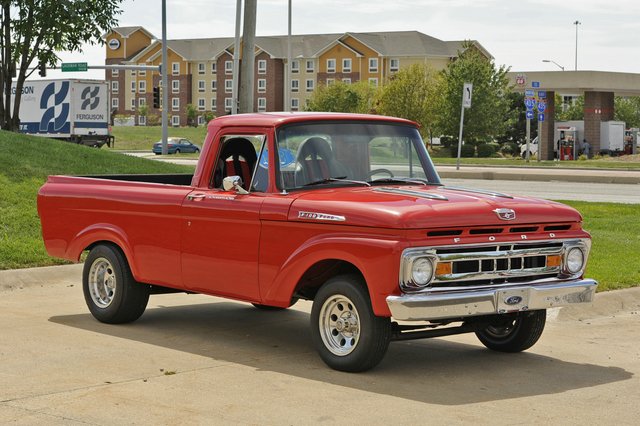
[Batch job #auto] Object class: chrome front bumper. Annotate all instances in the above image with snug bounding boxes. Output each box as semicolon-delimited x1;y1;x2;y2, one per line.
386;279;597;321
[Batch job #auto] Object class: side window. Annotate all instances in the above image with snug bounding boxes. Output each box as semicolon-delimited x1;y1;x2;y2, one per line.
210;135;266;192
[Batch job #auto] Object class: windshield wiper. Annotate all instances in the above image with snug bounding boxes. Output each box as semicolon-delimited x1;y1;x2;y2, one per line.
369;177;442;186
304;177;371;187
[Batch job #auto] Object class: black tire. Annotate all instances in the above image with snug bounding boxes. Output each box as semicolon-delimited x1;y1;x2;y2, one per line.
82;244;150;324
174;149;180;154
194;148;200;154
310;275;391;372
475;310;546;352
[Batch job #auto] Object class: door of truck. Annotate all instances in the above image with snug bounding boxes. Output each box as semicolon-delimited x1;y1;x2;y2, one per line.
180;133;267;301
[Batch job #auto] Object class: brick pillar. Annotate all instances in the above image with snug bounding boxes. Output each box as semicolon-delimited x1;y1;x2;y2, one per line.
540;91;555;160
584;91;614;155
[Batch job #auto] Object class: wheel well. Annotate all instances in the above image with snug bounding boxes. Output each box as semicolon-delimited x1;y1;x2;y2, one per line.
293;259;366;301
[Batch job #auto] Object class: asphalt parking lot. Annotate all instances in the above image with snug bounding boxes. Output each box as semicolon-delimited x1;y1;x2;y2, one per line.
1;265;639;425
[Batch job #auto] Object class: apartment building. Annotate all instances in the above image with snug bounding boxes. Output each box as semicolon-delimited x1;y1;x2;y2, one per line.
104;26;491;126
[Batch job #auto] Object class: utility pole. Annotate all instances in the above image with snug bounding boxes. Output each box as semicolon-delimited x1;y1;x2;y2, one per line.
573;20;581;71
285;0;292;112
239;0;257;113
232;0;242;114
161;0;168;154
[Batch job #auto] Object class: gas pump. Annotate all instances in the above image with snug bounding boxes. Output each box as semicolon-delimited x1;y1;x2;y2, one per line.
624;129;638;155
557;127;577;161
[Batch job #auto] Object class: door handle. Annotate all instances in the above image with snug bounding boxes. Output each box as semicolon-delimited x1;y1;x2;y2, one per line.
187;193;206;201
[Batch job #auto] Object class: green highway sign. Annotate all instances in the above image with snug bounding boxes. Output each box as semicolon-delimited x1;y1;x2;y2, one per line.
61;62;88;72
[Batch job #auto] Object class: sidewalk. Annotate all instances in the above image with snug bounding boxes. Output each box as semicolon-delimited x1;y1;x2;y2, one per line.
436;165;640;184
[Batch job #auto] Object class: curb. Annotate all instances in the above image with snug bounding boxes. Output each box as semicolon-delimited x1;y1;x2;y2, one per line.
2;264;638;321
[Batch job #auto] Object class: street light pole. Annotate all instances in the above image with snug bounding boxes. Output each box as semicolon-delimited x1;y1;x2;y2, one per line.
161;0;168;155
573;20;581;71
542;59;564;71
286;0;292;112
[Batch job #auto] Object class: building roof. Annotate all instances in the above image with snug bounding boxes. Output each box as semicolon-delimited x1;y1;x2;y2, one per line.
105;26;156;40
116;26;492;62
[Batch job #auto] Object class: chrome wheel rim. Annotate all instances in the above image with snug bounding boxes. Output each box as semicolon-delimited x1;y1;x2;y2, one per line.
319;295;360;356
88;257;116;308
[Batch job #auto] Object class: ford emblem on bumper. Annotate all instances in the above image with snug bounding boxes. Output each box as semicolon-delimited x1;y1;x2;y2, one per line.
505;295;523;305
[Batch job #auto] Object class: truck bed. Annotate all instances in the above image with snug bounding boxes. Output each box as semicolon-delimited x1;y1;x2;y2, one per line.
78;173;194;186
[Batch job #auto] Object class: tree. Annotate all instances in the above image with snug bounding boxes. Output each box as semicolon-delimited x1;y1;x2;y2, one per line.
0;0;123;131
495;91;538;145
555;94;584;121
614;96;640;128
435;42;514;142
185;103;197;127
377;64;441;140
305;81;378;114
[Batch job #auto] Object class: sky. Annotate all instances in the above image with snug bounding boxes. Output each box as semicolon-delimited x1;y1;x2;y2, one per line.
42;0;640;80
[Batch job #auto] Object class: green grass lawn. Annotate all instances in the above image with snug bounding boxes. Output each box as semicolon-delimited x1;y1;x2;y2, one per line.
0;130;194;270
110;126;207;151
1;129;637;292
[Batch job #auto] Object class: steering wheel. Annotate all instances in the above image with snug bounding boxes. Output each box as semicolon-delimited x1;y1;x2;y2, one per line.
367;168;394;179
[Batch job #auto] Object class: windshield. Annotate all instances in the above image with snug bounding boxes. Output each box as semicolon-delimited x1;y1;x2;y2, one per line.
275;121;441;190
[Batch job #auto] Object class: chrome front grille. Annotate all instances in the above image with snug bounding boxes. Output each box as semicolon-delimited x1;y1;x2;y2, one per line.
400;239;590;293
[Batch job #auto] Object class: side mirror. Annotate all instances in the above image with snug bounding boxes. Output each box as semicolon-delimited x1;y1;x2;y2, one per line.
222;176;249;195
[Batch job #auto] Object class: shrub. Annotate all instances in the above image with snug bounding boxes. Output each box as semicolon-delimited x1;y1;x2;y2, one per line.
451;144;475;157
440;135;455;148
500;142;520;156
477;143;496;158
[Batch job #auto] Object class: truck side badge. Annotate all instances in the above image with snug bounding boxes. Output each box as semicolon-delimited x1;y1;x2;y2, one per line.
493;208;516;221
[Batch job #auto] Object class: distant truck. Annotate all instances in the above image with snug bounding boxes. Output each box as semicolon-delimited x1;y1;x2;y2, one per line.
11;79;114;148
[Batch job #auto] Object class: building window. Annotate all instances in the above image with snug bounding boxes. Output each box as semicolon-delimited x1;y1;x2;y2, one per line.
291;79;299;92
257;97;266;112
327;59;336;73
342;78;351;84
172;115;180;126
306;79;314;92
198;63;205;74
198;80;205;92
390;58;400;72
291;60;299;73
368;77;378;87
257;60;267;74
139;70;146;77
326;78;335;86
306;60;314;73
111;98;119;108
342;58;352;73
139;97;146;107
211;62;217;74
138;115;146;126
111;81;119;94
224;97;233;110
131;70;136;76
211;80;217;91
172;62;180;75
225;60;233;74
369;58;378;73
172;80;179;93
131;98;136;110
197;98;205;111
211;98;217;110
257;79;266;93
291;98;299;110
111;69;119;77
172;97;179;111
225;79;233;93
198;116;205;126
131;80;136;93
138;80;146;93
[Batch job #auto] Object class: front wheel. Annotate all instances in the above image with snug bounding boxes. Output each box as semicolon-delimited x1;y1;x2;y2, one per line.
310;275;391;372
83;244;150;324
475;310;546;352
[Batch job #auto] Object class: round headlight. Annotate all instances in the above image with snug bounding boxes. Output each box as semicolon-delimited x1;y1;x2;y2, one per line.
566;247;585;274
412;258;434;286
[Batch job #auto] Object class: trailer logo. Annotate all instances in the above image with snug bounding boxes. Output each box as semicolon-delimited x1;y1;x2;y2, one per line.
81;86;100;110
39;82;69;132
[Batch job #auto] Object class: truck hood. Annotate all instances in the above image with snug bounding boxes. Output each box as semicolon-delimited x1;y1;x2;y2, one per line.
288;185;582;229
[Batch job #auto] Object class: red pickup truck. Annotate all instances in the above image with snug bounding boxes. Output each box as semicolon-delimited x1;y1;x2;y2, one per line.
38;112;597;372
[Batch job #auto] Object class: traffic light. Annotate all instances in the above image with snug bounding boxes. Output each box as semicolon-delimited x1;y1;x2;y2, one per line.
38;62;46;77
152;86;160;108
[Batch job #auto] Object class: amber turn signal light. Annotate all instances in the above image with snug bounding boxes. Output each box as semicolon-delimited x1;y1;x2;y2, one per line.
546;255;561;267
435;262;452;275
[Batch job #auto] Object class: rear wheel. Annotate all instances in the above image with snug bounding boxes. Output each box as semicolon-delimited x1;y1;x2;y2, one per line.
475;310;546;352
174;149;181;154
83;244;150;324
310;275;391;372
